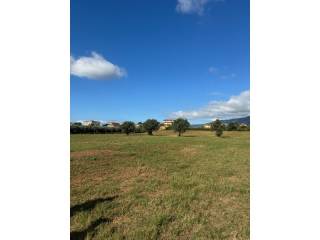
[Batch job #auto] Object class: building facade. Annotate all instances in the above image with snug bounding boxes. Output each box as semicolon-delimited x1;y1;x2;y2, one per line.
82;120;101;127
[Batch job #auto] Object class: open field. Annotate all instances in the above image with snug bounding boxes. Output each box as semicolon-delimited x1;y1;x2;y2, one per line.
71;130;249;240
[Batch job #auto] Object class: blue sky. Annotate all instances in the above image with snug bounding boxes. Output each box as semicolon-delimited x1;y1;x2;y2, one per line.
71;0;249;124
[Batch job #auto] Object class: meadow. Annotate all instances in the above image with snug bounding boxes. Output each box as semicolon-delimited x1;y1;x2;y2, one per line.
71;130;249;240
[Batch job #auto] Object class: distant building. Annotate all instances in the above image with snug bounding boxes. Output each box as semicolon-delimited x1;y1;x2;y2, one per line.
105;122;121;128
163;119;175;127
159;119;175;130
82;120;101;127
159;124;166;131
203;124;211;129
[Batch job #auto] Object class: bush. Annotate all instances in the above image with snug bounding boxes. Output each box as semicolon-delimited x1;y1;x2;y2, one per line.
135;125;145;133
70;125;122;134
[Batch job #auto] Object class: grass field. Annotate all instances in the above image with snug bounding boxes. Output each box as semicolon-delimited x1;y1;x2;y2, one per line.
71;130;249;240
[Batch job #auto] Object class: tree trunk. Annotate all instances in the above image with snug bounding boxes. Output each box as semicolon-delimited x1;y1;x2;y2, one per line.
178;132;181;137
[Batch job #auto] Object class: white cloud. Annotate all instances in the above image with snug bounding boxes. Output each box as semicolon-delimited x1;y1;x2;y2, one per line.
176;0;223;15
176;0;209;15
171;90;250;120
70;52;126;80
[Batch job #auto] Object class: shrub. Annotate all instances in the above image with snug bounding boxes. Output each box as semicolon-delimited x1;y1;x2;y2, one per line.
135;125;145;133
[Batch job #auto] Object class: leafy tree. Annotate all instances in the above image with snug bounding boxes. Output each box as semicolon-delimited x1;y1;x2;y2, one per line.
121;121;136;135
143;119;160;135
71;122;82;126
210;119;222;131
210;119;224;137
227;122;239;131
172;118;190;136
135;122;145;133
215;128;223;137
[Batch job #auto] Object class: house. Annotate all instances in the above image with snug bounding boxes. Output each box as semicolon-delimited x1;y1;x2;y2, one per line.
159;124;166;131
163;119;175;127
82;120;101;127
203;123;211;129
105;122;121;128
159;119;175;130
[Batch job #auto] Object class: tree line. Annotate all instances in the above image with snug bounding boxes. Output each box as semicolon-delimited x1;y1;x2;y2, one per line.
71;118;249;136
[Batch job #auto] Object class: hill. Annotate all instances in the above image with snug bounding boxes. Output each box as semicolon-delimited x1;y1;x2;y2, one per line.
221;116;250;125
190;116;250;128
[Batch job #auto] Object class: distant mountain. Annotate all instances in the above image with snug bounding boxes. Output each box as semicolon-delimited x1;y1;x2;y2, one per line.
190;124;204;128
221;116;250;125
190;116;250;128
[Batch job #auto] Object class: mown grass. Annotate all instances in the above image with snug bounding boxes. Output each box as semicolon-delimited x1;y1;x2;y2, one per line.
71;130;249;240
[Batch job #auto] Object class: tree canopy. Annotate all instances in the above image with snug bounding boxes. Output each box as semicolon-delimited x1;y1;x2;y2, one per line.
172;118;190;136
210;119;223;137
121;121;136;135
143;119;160;135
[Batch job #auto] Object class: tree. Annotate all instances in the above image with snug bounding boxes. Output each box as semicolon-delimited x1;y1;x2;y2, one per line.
143;119;160;135
210;119;224;137
210;119;222;131
227;122;239;131
121;121;136;135
215;128;223;137
172;118;190;136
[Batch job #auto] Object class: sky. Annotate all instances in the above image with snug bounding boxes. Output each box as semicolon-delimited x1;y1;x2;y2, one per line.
71;0;250;124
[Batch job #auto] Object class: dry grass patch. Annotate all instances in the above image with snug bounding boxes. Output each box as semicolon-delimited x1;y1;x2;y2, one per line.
114;166;168;194
70;131;249;239
70;149;117;160
180;146;199;156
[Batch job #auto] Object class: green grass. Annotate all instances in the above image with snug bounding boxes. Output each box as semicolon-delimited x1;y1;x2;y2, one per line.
71;130;249;240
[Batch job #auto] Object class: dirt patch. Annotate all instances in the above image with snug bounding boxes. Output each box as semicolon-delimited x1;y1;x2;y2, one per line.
180;147;199;156
113;215;131;225
71;172;109;187
226;176;240;183
115;166;159;181
71;149;116;159
114;166;167;193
